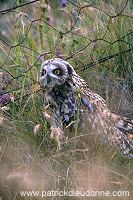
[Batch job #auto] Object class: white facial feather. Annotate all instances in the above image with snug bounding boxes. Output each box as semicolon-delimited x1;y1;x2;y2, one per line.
40;59;70;88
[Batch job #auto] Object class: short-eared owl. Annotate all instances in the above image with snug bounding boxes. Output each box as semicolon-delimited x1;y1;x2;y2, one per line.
40;58;133;157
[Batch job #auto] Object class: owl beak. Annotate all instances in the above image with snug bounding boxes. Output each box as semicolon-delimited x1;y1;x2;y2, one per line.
40;74;52;89
46;74;51;84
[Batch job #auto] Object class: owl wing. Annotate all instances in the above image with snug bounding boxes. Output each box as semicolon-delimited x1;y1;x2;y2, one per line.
80;91;133;158
111;113;133;133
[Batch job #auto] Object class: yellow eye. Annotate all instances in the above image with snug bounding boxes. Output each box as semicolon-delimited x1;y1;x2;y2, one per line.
53;69;61;75
42;69;46;76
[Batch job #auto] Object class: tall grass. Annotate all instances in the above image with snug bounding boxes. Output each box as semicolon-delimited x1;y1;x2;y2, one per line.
0;0;133;199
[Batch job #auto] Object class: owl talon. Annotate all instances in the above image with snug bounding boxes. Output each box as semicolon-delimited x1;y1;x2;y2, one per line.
50;126;64;150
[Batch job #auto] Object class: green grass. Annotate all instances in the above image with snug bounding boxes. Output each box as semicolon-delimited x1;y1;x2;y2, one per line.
0;0;133;199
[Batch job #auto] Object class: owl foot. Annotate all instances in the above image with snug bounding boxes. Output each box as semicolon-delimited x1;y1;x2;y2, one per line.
50;126;64;150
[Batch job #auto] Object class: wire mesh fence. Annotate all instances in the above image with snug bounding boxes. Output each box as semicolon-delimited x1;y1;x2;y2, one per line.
0;0;133;115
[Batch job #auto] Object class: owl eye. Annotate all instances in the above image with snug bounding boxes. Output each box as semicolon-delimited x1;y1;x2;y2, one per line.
42;69;46;76
53;69;61;75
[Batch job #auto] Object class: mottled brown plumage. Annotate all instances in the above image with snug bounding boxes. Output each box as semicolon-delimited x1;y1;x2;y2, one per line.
40;58;133;157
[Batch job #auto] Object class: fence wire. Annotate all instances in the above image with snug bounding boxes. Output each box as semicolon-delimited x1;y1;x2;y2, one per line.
0;0;133;114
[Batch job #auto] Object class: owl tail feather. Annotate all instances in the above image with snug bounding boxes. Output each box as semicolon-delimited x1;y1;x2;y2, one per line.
111;113;133;134
111;113;133;158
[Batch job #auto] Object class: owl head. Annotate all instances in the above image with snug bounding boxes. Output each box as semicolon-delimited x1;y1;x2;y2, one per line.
40;58;73;89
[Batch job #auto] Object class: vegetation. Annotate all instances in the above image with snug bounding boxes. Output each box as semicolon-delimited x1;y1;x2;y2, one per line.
0;0;133;199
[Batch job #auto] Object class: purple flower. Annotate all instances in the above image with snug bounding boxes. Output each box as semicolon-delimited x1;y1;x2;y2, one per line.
38;55;46;60
0;94;10;105
2;85;5;90
0;73;10;91
93;41;97;47
56;46;64;59
48;16;55;26
90;28;97;33
92;38;98;48
2;74;5;79
33;30;37;34
61;0;68;7
0;89;3;95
